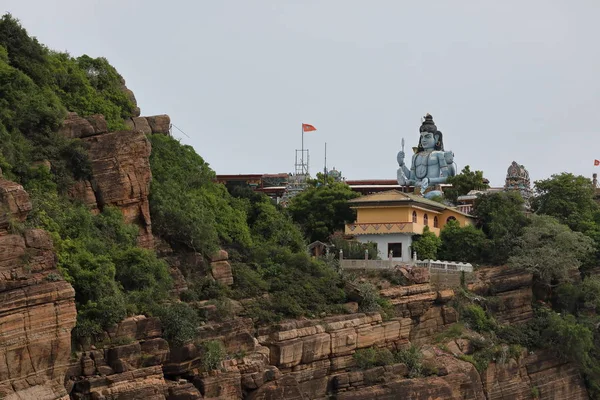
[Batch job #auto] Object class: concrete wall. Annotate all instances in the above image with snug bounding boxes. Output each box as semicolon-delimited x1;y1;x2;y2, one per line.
355;233;413;262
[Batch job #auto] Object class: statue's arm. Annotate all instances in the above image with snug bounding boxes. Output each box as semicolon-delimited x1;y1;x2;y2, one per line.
407;154;417;185
401;165;410;178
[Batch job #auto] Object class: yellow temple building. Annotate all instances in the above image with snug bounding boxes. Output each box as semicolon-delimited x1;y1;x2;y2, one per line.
344;190;475;262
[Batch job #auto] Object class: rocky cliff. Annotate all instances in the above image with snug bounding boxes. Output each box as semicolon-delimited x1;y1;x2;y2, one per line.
0;176;77;400
63;262;589;399
62;111;171;250
4;111;589;399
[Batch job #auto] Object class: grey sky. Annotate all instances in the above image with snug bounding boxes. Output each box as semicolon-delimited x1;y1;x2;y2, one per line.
4;1;600;187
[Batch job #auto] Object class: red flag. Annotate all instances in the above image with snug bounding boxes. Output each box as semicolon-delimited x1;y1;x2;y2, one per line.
595;159;600;166
302;123;316;132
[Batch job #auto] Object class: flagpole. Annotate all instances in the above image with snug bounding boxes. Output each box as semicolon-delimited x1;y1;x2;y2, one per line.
301;124;304;174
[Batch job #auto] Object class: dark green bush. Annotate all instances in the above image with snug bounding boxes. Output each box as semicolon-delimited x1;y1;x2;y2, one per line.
353;347;394;370
198;340;226;371
461;304;496;332
114;248;171;293
149;134;251;255
394;345;423;378
230;262;269;299
154;302;200;347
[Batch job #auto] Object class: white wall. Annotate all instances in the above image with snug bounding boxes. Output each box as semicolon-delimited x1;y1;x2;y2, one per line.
355;233;413;262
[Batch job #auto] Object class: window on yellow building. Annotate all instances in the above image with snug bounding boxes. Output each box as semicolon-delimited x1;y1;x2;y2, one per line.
447;216;457;224
433;216;438;228
388;243;402;258
412;211;417;223
424;214;429;226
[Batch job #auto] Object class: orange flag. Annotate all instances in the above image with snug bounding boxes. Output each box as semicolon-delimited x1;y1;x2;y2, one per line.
595;159;600;166
302;123;317;132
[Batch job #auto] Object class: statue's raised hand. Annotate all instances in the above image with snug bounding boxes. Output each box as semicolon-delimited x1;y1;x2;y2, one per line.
397;150;406;166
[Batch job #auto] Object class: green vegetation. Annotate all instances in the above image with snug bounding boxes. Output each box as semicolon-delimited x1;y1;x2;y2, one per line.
354;281;395;320
460;303;496;332
394;345;423;378
444;165;489;204
434;322;464;343
353;347;395;370
509;215;594;285
0;14;134;188
154;302;200;347
472;191;529;265
148;135;348;324
532;173;599;234
198;340;227;371
438;220;487;263
288;175;360;242
411;225;441;260
148;134;251;255
352;345;423;378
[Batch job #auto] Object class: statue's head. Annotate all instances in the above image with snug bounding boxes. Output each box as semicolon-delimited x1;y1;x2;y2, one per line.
418;114;444;152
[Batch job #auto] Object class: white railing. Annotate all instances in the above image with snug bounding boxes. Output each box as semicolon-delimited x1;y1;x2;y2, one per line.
340;259;394;269
414;259;473;272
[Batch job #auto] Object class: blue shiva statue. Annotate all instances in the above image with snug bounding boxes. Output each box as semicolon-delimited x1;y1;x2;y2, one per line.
397;114;457;199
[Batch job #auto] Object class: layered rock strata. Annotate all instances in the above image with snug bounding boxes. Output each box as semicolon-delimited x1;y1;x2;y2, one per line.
59;112;167;249
470;266;534;324
0;178;77;400
83;130;154;248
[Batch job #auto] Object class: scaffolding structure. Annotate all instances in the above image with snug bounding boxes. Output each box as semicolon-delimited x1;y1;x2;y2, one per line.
280;149;310;207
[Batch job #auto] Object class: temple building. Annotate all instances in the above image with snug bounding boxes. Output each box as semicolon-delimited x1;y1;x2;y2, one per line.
344;190;474;262
456;161;532;214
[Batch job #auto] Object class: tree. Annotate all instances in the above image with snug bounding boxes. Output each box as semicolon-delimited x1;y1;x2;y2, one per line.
532;173;600;234
411;226;441;260
472;191;529;265
508;215;594;285
287;182;360;243
148;134;252;255
444;165;489;204
438;219;487;262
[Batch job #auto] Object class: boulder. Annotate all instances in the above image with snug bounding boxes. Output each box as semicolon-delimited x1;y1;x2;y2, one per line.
85;114;108;134
58;112;95;138
167;380;203;400
211;260;233;286
146;114;171;134
0;178;32;230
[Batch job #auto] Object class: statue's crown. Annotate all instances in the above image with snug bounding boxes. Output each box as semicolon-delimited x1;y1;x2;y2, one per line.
419;113;437;133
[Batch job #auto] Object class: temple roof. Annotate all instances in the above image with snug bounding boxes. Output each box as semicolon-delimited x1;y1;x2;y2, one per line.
348;190;472;217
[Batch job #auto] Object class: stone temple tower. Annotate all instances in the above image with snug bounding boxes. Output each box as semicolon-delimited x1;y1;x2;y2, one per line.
504;161;533;207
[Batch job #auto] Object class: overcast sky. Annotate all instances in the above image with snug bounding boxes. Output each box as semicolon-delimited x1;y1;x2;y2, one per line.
4;1;600;186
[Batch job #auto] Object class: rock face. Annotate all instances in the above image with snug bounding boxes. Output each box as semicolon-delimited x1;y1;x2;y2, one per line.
482;350;588;400
60;110;168;249
83;130;154;248
68;316;169;399
125;114;171;135
470;266;534;324
0;179;77;400
58;112;107;138
210;250;234;286
0;178;32;230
